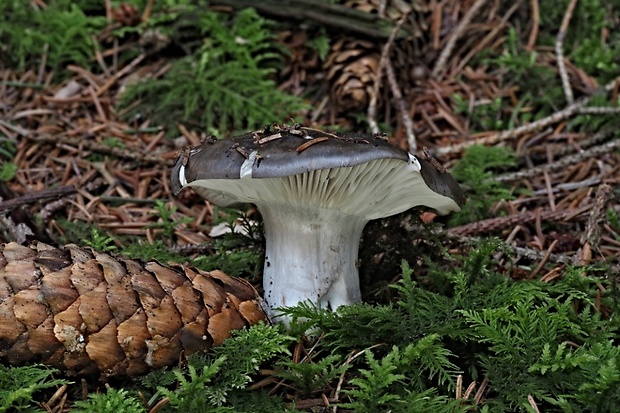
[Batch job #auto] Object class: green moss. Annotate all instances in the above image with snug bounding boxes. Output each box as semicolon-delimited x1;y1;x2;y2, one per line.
0;1;106;76
72;388;145;413
154;323;295;412
538;0;620;81
448;145;518;225
0;364;69;413
117;8;307;135
0;162;17;182
122;239;187;264
281;244;620;412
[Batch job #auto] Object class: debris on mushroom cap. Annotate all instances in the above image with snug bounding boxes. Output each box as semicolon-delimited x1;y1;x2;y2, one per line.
171;125;464;215
172;126;409;183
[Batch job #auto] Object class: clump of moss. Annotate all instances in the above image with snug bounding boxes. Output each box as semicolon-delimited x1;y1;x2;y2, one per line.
448;144;517;226
117;8;306;135
0;1;105;76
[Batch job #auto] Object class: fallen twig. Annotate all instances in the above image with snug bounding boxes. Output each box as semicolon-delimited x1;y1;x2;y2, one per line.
555;0;578;104
27;133;175;165
0;186;76;213
576;183;614;266
368;14;408;134
386;60;416;151
432;0;487;78
577;106;620;114
453;234;576;265
490;137;620;183
526;0;540;50
447;204;592;237
455;0;523;74
437;74;620;156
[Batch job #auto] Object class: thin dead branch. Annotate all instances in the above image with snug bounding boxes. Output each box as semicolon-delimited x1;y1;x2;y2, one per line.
455;0;523;74
437;74;620;156
454;235;576;265
0;186;76;213
432;0;488;78
490;137;620;183
368;14;408;134
526;0;540;50
448;204;592;237
386;60;416;151
555;0;578;104
27;133;174;165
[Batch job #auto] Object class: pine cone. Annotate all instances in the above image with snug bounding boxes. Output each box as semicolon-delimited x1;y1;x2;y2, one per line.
345;0;430;31
0;242;267;377
324;38;380;113
345;0;416;21
323;0;433;115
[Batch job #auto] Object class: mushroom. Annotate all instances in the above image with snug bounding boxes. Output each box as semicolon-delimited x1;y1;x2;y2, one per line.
171;126;464;323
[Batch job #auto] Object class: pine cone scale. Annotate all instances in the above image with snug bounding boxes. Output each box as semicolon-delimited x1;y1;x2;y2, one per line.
117;309;150;357
208;308;246;346
86;319;126;371
54;302;86;351
13;288;48;327
28;318;58;354
80;283;114;332
3;247;39;292
145;332;183;368
170;283;204;323
40;266;78;313
0;298;23;343
70;259;104;295
145;261;188;293
192;273;227;316
179;309;212;352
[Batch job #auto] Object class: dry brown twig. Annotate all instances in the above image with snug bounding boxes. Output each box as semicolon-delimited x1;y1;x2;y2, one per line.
437;74;620;156
367;14;408;135
474;376;489;404
555;0;578;105
447;204;592;237
385;60;417;151
575;183;614;266
549;128;614;157
531;177;601;195
454;0;522;75
528;239;559;279
452;235;575;265
490;135;620;183
528;395;542;413
526;0;540;50
0;186;77;213
578;106;620;114
431;0;488;78
26;133;174;166
365;5;416;150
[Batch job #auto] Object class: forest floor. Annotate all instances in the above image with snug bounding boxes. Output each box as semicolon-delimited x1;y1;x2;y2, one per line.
1;1;619;412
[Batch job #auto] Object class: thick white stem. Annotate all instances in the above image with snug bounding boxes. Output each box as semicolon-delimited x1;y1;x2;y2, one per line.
258;203;367;322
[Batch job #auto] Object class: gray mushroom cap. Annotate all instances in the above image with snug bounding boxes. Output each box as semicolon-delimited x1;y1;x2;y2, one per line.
171;126;464;214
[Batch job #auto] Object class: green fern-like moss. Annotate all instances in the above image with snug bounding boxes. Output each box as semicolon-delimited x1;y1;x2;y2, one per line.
281;242;620;411
156;323;295;412
448;144;518;225
72;388;145;413
0;1;105;76
117;8;306;135
0;364;69;413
